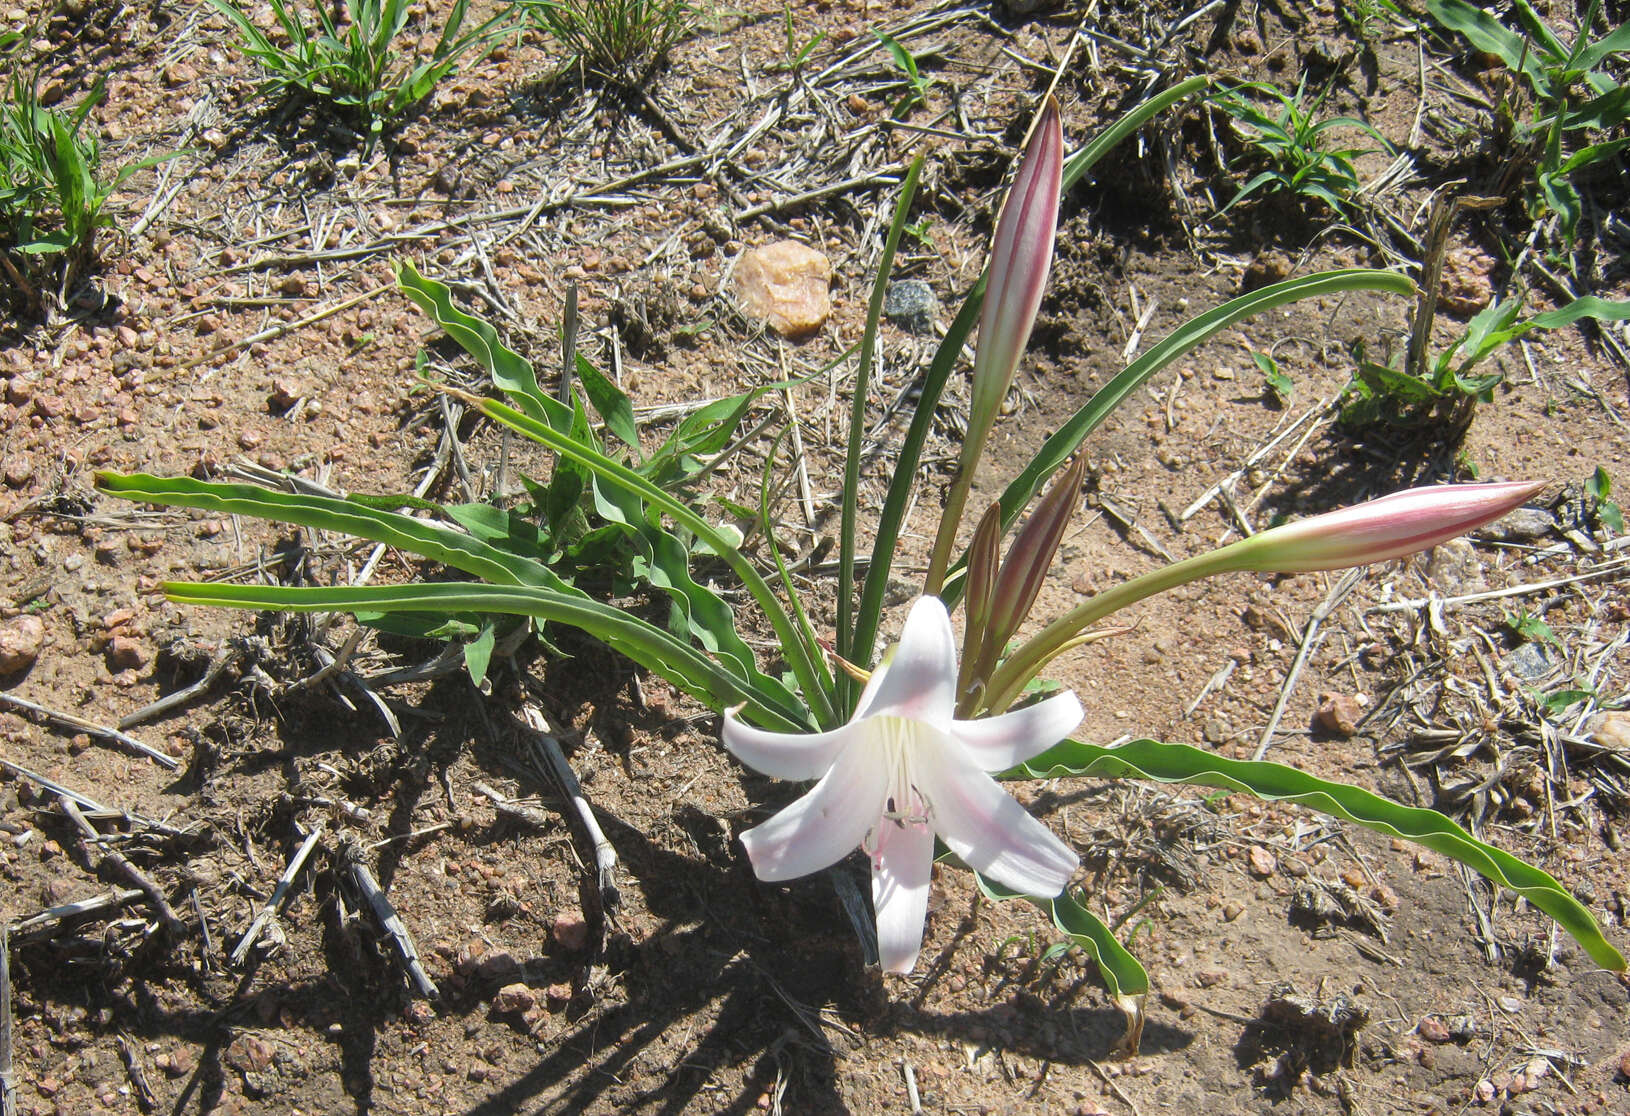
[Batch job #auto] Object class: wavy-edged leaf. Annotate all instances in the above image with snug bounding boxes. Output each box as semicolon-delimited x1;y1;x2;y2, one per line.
975;874;1149;1053
462;390;833;729
395;259;571;430
158;580;810;732
590;474;806;719
94;472;571;592
1009;737;1627;972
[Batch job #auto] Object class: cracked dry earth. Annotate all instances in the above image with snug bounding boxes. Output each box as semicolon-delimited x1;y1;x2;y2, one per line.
2;0;1630;1113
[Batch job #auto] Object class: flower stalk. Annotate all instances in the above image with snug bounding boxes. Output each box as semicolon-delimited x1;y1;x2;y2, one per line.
979;480;1545;714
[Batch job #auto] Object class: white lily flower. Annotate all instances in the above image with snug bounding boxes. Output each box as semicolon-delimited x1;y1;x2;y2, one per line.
723;596;1082;973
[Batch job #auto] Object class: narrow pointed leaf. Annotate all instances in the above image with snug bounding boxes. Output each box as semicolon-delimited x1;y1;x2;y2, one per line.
94;472;569;591
942;268;1417;606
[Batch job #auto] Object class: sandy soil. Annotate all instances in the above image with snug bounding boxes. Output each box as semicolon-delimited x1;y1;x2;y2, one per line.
2;0;1628;1113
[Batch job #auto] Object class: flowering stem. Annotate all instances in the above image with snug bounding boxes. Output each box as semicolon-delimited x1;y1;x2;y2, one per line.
981;550;1229;714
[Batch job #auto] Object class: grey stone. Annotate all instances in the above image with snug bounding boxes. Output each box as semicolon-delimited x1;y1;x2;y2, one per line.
1503;641;1559;682
883;279;938;336
1478;507;1556;542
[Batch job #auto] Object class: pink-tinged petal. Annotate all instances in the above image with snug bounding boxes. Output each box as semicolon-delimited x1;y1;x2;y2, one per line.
859;596;958;730
738;744;888;881
919;744;1078;897
871;818;935;974
1228;481;1546;573
951;691;1083;773
722;708;861;780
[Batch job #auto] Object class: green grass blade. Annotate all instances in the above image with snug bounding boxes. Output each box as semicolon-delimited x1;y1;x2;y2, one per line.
851;277;985;675
940;269;1415;606
761;430;834;699
1011;737;1627;972
1062;75;1213;189
157;580;809;732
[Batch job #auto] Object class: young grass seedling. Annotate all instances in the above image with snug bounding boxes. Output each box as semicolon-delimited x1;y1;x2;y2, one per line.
1426;0;1630;242
1212;78;1391;218
208;0;510;145
0;59;179;315
518;0;692;86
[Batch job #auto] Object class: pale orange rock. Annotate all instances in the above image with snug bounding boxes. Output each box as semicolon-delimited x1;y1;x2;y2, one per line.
0;614;44;675
1587;711;1630;751
730;240;833;340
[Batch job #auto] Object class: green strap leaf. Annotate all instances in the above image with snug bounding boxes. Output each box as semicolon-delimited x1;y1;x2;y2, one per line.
157;580;810;733
941;269;1415;606
1010;737;1627;972
94;472;569;591
839;154;923;710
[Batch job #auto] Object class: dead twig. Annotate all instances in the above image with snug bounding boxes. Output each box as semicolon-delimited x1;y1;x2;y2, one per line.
118;646;243;729
7;888;146;942
1252;568;1366;761
472;783;553;829
1372;557;1630;613
339;837;437;998
0;691;178;771
58;796;186;939
1;926;14;1116
177;283;388;370
116;1032;157;1112
0;759;184;838
230;825;325;968
523;705;619;909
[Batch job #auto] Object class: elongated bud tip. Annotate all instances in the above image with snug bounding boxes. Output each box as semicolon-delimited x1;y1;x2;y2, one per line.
1231;480;1547;574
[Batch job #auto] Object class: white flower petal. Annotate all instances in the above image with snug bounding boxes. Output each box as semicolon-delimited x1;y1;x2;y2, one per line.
919;744;1077;897
951;691;1083;773
860;596;957;729
738;744;888;881
722;709;860;780
871;818;935;974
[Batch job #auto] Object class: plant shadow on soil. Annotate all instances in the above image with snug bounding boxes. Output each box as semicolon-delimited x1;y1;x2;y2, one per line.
14;649;1197;1116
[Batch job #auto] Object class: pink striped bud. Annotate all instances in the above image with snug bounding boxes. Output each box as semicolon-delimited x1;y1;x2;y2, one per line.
966;96;1063;464
1226;481;1546;573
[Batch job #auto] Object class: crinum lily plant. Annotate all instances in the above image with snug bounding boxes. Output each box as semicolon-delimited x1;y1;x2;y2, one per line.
98;81;1625;1049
